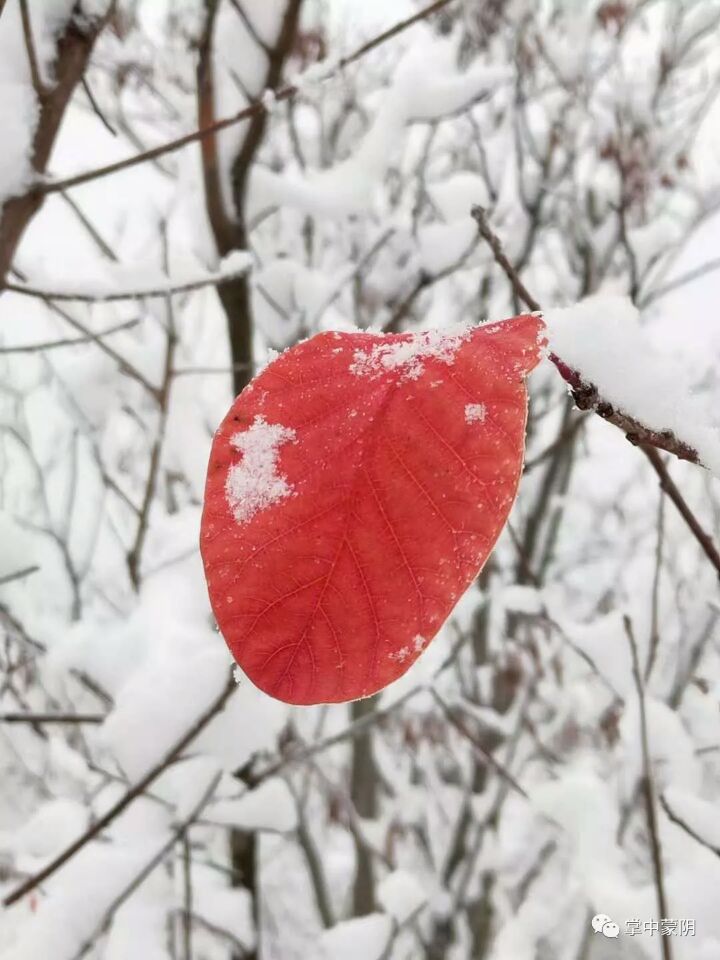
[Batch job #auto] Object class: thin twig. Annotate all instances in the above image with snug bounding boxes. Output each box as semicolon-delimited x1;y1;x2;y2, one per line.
19;0;44;96
71;774;221;960
0;318;138;354
227;0;271;54
645;491;665;680
641;256;720;306
624;615;673;960
640;446;720;579
430;688;529;800
181;834;194;960
470;205;540;310
81;75;118;136
2;673;235;908
470;205;720;574
4;264;250;303
0;565;39;586
0;712;104;724
242;685;421;787
37;0;455;196
127;229;178;589
659;793;720;859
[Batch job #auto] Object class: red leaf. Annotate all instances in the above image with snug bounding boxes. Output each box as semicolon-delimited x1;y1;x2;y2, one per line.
201;314;545;705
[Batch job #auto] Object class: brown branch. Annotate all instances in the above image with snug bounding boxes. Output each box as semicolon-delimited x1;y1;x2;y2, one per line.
470;205;720;576
37;0;455;198
197;0;236;255
624;615;673;960
550;355;702;466
0;2;114;281
640;446;720;579
2;673;235;908
470;206;540;311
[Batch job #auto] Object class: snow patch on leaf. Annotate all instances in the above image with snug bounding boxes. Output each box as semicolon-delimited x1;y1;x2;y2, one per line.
350;324;471;381
465;402;487;424
225;416;297;524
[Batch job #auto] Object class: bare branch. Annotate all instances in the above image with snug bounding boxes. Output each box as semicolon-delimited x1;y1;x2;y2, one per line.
0;318;138;354
80;74;117;137
0;2;114;281
470;205;720;576
19;0;44;96
641;256;720;306
71;773;222;960
227;0;271;55
1;712;104;724
0;565;39;586
624;615;673;960
641;446;720;580
659;793;720;860
38;0;456;197
430;689;529;800
4;263;251;303
2;673;235;908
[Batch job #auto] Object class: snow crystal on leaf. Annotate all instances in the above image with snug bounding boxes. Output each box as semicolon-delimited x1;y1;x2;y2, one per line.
413;634;427;652
350;325;471;381
225;416;296;524
389;646;410;663
465;403;487;424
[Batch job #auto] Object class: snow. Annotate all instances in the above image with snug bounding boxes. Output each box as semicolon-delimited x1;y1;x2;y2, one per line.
211;778;297;832
317;913;392;960
377;869;425;923
545;295;720;476
350;324;471;381
251;35;506;218
498;584;544;614
10;249;252;301
0;799;87;860
0;4;40;206
465;402;487;424
2;4;720;959
225;416;297;524
0;511;39;582
663;787;720;850
101;647;229;780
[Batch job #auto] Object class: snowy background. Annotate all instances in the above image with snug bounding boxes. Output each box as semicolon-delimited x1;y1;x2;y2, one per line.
1;1;720;958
